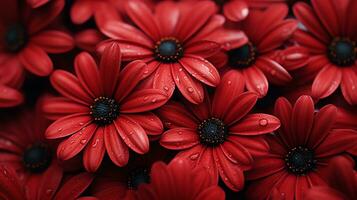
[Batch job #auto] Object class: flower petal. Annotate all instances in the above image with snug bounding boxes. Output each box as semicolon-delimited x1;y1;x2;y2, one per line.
152;64;176;98
184;41;220;58
54;173;94;200
126;113;163;136
57;123;97;160
246;157;285;180
340;68;357;105
179;55;220;87
83;129;105;172
160;128;199;150
230;114;280;135
0;85;23;107
30;30;74;53
312;65;342;99
255;57;292;85
115;115;149;154
103;124;129;167
221;138;253;168
42;96;88;120
19;44;53;76
223;0;248;22
291;95;314;145
120;89;168;113
243;66;269;97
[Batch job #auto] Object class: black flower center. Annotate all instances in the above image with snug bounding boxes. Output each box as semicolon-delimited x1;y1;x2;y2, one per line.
4;24;27;52
227;42;257;68
154;37;183;63
328;38;356;66
285;146;316;175
127;168;150;189
197;117;228;146
23;143;52;173
90;97;119;125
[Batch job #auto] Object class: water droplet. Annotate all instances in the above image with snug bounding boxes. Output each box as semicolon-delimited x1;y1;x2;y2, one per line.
259;118;268;127
80;139;87;144
189;153;199;160
163;86;169;91
79;122;84;126
92;139;99;148
57;128;63;132
46;189;53;195
151;98;157;103
187;87;194;93
227;81;232;85
177;131;183;135
143;96;149;101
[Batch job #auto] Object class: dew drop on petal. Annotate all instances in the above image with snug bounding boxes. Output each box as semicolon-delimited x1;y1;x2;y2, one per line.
189;153;199;160
80;139;87;144
259;118;268;127
187;87;194;93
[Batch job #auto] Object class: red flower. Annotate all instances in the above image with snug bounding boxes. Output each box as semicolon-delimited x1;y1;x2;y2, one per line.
191;0;285;22
0;0;74;76
246;95;357;199
97;0;226;104
293;0;357;104
304;156;357;200
132;159;225;200
157;71;280;191
92;144;171;199
0;164;95;200
43;41;167;172
206;4;296;97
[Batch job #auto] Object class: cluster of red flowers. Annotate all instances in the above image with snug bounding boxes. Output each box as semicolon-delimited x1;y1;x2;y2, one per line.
0;0;356;199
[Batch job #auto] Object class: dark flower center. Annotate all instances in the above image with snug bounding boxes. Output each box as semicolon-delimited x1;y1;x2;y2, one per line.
154;37;183;63
197;117;228;146
227;42;257;68
4;24;27;52
285;146;316;175
23;143;52;173
90;97;119;125
127;168;150;189
328;38;356;66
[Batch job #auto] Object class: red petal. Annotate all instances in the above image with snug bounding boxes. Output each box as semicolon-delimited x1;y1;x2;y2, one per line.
74;52;102;98
37;163;63;200
243;66;269;97
57;124;97;160
160;128;199;150
312;65;342;99
184;41;220;58
99;41;121;96
293;30;327;54
311;0;340;36
120;89;168;113
212;70;245;118
50;70;92;104
223;92;258;125
126;113;163;136
115;115;149;154
255;57;292;85
195;186;225;200
175;1;216;41
274;97;295;147
223;0;248;22
27;0;50;8
304;187;345;200
246;157;285;180
54;173;94;200
155;1;179;36
19;44;53;76
258;19;298;53
235;136;270;157
308;105;337;148
171;64;204;104
103;124;129;167
293;2;330;43
70;0;92;24
156;101;198;129
45;114;92;139
0;165;25;200
213;148;244;191
116;60;154;101
0;85;23;107
315;129;357;157
83;129;105;172
204;28;248;51
42;96;88;120
27;0;64;33
152;64;175;98
126;0;160;41
291;95;314;145
180;55;220;87
294;176;309;200
30;30;74;53
74;29;105;52
230;113;280;135
340;68;357;105
221;138;253;168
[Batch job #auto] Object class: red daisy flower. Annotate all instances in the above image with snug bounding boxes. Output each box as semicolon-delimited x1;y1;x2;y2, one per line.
132;159;225;200
246;95;357;200
206;4;296;97
43;41;167;172
157;71;280;191
293;0;357;104
189;0;285;22
304;156;357;200
0;164;95;200
92;144;171;199
97;0;229;104
0;0;75;77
